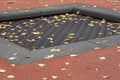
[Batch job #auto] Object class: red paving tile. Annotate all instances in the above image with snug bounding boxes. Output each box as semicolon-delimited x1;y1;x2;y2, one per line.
0;46;120;80
0;0;120;11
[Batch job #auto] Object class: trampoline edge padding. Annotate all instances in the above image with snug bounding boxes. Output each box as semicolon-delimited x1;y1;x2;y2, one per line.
0;3;120;22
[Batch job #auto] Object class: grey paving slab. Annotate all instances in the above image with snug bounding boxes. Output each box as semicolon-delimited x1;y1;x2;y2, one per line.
88;35;120;47
0;38;30;64
19;41;102;64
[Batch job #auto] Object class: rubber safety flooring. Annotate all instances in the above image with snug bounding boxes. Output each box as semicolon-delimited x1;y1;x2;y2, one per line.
0;46;120;80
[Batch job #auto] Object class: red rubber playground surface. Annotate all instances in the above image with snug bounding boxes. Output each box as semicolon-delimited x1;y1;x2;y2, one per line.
0;0;120;11
0;46;120;80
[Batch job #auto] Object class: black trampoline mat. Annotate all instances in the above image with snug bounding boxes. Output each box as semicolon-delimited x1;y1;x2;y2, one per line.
0;12;120;50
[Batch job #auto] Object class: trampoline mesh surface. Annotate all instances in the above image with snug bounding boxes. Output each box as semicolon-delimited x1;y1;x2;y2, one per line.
0;12;120;50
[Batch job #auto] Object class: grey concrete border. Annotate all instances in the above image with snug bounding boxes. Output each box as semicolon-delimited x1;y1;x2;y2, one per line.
0;3;120;22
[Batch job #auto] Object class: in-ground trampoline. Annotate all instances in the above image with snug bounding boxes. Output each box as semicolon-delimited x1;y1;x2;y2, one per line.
0;3;120;64
0;1;120;80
